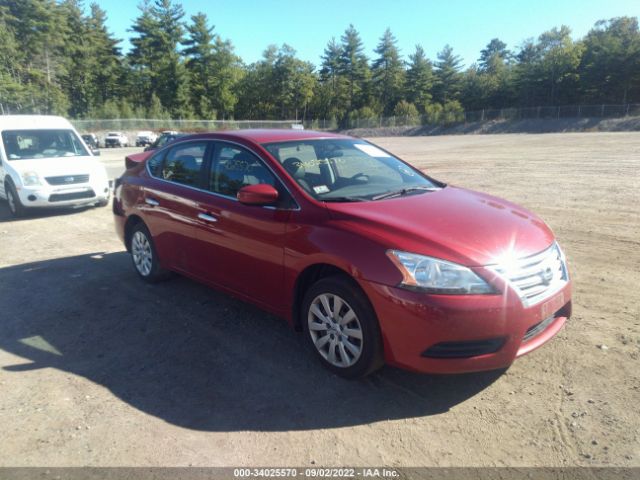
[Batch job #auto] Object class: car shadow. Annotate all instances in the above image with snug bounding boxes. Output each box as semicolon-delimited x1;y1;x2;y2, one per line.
0;199;96;222
0;252;505;432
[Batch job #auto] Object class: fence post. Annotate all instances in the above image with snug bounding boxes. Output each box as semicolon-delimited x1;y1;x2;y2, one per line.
625;104;629;117
578;105;581;118
601;104;605;117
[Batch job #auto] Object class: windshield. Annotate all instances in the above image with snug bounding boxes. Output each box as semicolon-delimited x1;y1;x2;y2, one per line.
2;129;89;160
262;139;442;201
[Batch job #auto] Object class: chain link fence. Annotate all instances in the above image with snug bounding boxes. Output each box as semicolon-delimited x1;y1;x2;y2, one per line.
463;104;640;122
8;103;636;133
71;118;302;132
304;103;640;130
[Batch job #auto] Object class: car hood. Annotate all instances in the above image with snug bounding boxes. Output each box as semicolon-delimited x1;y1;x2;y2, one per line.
9;156;103;177
325;186;555;267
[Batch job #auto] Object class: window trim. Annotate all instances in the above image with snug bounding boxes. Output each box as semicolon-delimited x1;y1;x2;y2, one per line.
146;138;300;211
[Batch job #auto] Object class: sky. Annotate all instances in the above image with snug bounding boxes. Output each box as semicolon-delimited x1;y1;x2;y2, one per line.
98;0;639;68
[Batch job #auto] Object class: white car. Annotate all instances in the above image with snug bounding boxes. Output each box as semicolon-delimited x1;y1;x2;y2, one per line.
135;131;157;147
0;115;110;217
104;132;129;148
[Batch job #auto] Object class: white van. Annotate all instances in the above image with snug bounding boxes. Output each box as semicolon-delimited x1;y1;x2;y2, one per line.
0;115;110;217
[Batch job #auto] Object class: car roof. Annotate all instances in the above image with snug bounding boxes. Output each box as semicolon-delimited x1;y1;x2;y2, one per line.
180;129;350;144
0;115;75;131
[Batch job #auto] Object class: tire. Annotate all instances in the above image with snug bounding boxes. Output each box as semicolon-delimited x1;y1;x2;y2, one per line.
301;275;384;378
96;197;109;207
129;223;169;283
5;180;26;218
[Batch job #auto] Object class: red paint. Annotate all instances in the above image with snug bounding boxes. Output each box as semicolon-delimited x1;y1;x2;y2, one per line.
237;184;279;205
113;130;572;374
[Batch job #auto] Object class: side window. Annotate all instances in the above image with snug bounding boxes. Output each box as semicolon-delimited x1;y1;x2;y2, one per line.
147;151;165;177
210;145;275;197
161;142;207;187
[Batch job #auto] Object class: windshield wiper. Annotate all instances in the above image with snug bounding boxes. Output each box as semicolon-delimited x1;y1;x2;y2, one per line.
321;196;367;203
372;186;440;201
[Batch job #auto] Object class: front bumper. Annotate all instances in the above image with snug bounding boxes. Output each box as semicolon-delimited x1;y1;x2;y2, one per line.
361;279;572;374
16;181;110;208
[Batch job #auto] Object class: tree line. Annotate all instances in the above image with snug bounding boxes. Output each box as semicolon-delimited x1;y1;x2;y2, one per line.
1;0;639;127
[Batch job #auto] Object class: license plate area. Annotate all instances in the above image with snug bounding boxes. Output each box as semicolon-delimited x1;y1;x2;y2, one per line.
540;291;565;320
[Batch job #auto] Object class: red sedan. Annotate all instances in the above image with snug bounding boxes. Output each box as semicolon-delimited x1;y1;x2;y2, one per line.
113;130;571;378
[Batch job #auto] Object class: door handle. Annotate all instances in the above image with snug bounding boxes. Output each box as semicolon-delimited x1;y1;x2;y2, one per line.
145;198;159;206
198;212;218;223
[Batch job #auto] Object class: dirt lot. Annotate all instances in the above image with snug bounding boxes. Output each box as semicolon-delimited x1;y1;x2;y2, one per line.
0;133;638;467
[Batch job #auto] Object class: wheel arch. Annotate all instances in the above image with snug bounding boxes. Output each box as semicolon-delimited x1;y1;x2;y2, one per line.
123;214;144;252
291;263;357;331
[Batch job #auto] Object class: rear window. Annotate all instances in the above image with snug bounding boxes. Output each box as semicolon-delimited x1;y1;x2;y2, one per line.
1;129;89;160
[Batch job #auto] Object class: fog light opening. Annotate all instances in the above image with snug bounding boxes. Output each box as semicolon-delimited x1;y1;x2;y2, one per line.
27;195;37;202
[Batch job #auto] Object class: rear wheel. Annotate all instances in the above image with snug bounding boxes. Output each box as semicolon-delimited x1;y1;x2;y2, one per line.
5;181;26;218
130;223;169;282
301;275;384;378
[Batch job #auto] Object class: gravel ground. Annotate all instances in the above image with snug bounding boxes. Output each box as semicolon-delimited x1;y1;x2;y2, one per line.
0;133;638;467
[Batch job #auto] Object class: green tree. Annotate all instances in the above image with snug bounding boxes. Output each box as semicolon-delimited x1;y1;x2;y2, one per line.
86;3;123;111
338;25;371;114
1;0;70;114
537;26;583;105
183;12;216;118
405;45;435;110
318;38;347;120
433;45;463;103
372;28;405;115
129;0;190;117
479;38;510;74
580;17;640;104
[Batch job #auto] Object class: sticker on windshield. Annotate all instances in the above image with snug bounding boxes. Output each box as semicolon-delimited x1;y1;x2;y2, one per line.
398;165;415;176
354;144;392;158
313;185;330;194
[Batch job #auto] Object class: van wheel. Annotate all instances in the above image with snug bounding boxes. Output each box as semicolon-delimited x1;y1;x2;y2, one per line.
6;181;26;218
301;275;384;378
130;223;169;283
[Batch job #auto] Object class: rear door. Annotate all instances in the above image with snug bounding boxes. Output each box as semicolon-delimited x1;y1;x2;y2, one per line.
141;140;213;273
192;142;293;311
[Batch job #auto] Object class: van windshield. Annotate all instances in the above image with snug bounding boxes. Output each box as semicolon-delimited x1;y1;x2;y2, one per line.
2;129;89;160
262;138;442;202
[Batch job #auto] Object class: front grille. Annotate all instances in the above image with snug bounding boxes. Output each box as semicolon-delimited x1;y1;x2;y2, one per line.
45;174;89;185
48;189;96;202
489;242;569;307
422;337;506;358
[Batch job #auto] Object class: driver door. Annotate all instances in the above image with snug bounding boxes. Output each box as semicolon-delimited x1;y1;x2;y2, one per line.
192;142;292;312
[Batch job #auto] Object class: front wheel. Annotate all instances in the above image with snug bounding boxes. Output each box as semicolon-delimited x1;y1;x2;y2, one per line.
301;275;384;378
130;223;169;282
5;181;26;218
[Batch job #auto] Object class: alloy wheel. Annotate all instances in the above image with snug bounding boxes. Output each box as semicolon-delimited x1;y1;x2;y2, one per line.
131;230;153;276
307;293;363;368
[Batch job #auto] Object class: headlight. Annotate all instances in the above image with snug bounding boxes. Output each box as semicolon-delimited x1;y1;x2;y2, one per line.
386;250;495;294
21;171;42;186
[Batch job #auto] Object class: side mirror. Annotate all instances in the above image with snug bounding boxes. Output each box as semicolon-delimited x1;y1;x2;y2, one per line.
237;184;279;206
93;148;101;156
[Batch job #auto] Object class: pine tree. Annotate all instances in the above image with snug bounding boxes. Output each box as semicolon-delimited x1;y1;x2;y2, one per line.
338;25;370;113
372;28;405;115
580;17;640;104
405;45;435;110
433;45;463;103
129;0;190;117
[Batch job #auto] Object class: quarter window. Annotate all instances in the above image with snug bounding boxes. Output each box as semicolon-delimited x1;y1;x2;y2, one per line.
161;142;207;187
210;145;275;197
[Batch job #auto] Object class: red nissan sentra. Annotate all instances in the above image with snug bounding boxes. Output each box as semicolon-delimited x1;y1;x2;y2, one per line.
113;130;571;378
